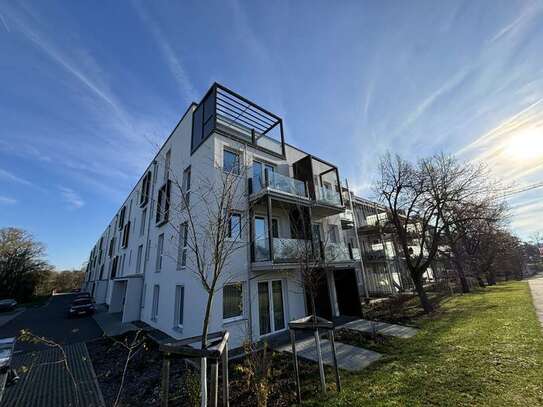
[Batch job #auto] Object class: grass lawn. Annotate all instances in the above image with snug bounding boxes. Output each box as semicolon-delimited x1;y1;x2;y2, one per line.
305;281;543;406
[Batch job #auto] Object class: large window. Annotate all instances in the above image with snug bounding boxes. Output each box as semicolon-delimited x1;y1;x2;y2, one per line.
156;180;171;225
174;285;185;329
223;149;240;175
227;212;242;239
140;171;152;207
177;222;188;270
258;280;285;335
118;207;126;231
223;283;243;321
151;285;160;321
156;234;164;272
121;221;131;248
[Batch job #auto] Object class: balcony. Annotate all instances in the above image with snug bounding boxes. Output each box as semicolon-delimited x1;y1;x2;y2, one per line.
249;170;310;204
316;186;342;207
324;243;361;263
363;249;387;262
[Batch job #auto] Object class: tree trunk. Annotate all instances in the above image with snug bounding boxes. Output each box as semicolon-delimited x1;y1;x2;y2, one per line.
453;258;470;293
476;276;486;288
200;292;214;407
412;273;433;313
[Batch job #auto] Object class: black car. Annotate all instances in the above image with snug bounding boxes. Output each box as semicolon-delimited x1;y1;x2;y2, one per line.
75;292;94;302
69;298;95;317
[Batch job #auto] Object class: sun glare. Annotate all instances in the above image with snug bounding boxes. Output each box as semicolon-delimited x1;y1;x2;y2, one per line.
504;128;543;161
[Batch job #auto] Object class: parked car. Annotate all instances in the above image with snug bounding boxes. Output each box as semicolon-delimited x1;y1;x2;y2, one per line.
75;292;94;302
0;300;17;313
68;298;95;317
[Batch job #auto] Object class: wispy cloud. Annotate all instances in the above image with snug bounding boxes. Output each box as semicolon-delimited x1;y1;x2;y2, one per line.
132;0;196;102
0;196;17;205
0;168;34;187
59;187;84;209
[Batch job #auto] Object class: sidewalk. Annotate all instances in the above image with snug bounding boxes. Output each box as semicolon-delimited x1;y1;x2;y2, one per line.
339;318;419;338
528;274;543;329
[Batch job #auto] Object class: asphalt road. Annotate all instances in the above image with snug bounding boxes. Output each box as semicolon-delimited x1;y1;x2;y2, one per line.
0;294;103;353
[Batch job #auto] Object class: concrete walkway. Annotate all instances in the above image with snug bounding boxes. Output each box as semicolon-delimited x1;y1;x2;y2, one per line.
0;342;105;407
339;318;419;339
92;308;137;337
528;275;543;329
275;336;382;371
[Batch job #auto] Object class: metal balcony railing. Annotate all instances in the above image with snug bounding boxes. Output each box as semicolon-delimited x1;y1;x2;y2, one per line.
250;170;307;199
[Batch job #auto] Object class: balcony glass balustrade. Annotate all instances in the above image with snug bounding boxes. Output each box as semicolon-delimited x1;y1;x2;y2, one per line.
251;170;307;199
317;186;342;206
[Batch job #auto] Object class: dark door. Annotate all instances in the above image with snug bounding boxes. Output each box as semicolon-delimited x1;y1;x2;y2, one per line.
334;269;362;317
306;271;333;320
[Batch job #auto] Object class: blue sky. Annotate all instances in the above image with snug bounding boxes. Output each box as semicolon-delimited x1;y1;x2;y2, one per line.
1;0;542;269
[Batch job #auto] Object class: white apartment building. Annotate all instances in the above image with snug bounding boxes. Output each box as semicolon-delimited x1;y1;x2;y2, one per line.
83;83;365;349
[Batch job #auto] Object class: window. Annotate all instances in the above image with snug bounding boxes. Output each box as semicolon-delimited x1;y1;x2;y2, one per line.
329;224;339;244
145;239;150;261
141;284;146;308
177;222;188;270
156;181;171;225
140;208;147;236
253;161;275;190
99;264;104;280
164;149;171;182
110;256;119;279
136;244;143;274
223;149;240;175
140;171;152;207
258;280;285;336
108;237;115;257
156;233;164;272
223;283;243;321
121;221;131;248
151;285;160;321
227;212;241;239
118;206;126;231
174;285;185;328
120;253;125;276
182;166;191;207
272;218;279;239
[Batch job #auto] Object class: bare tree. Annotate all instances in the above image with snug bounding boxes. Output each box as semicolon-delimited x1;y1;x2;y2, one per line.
375;153;480;312
164;152;249;406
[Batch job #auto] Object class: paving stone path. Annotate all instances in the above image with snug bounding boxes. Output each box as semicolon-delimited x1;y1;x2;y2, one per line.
0;342;105;407
275;336;382;371
339;318;419;338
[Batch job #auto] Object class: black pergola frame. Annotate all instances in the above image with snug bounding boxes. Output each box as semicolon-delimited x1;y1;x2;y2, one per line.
191;83;286;158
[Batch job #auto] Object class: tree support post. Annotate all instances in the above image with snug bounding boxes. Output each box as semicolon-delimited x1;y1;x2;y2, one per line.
222;342;229;407
290;329;302;404
328;330;341;393
160;353;171;407
314;328;326;393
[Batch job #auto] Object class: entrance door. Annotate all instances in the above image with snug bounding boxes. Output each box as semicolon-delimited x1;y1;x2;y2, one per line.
334;269;362;317
306;273;333;320
258;280;286;336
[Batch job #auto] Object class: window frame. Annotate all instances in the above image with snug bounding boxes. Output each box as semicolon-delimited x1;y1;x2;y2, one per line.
139;171;152;207
151;284;160;321
156;233;164;272
222;282;244;323
156;180;171;226
177;222;189;270
174;285;185;330
223;148;240;175
226;212;242;240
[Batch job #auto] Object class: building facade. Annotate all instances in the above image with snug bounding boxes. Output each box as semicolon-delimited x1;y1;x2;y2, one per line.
83;84;366;348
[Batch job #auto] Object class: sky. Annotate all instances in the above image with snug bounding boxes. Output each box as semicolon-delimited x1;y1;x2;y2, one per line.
1;0;542;269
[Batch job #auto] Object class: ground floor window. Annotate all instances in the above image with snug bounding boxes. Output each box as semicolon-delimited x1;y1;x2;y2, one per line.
151;285;160;321
223;283;243;321
258;280;285;336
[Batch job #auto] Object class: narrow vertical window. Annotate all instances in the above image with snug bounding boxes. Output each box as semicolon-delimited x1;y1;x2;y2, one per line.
174;285;184;329
140;208;147;236
223;283;243;321
177;223;188;269
151;285;160;321
164;149;171;182
156;233;164;272
136;244;143;274
182;166;191;207
227;213;242;239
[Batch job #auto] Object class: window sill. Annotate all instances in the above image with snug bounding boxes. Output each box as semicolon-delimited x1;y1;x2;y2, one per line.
222;316;246;326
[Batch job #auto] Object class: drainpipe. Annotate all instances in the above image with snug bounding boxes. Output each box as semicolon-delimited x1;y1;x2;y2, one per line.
243;142;253;342
345;178;369;299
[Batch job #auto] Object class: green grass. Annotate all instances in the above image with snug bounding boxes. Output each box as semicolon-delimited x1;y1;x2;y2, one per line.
305;281;543;406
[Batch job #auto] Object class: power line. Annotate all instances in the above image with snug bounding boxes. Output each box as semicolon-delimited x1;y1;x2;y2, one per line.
502;181;543;198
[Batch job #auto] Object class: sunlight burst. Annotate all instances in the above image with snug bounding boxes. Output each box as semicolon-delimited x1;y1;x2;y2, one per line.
504;127;543;161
